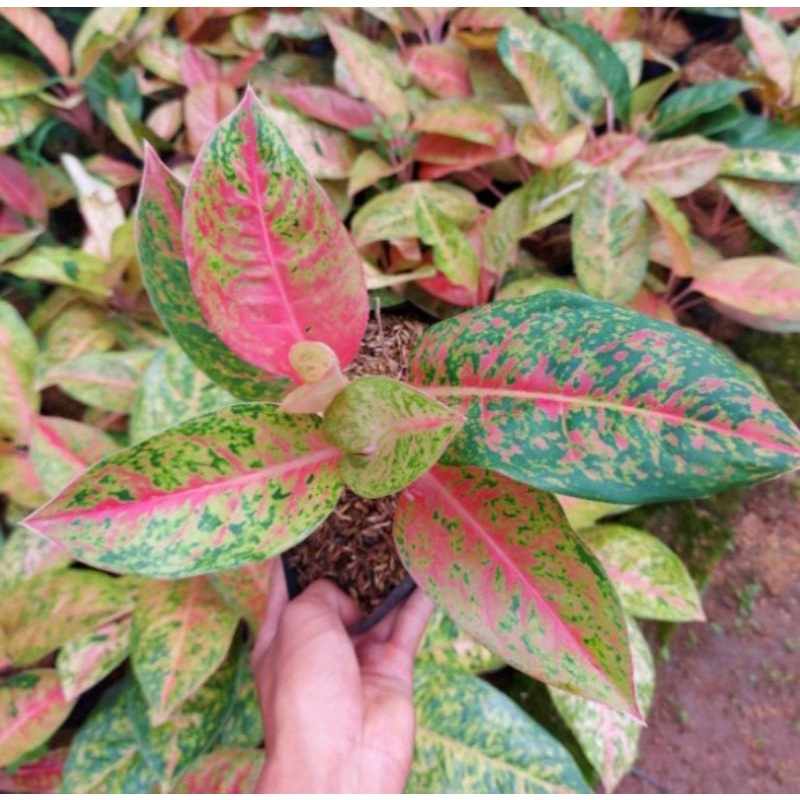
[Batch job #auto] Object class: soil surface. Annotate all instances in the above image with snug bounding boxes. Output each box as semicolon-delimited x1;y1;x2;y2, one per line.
619;477;800;793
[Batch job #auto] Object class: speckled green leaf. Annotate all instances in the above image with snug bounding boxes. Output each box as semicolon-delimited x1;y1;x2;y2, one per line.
30;416;119;496
498;23;603;119
323;377;463;499
130;343;235;444
216;648;263;748
352;181;479;247
572;169;649;303
395;465;637;713
57;617;132;702
719;148;800;182
581;525;703;621
71;7;139;80
692;256;800;333
718;178;800;263
136;146;287;402
0;299;38;446
418;609;503;674
501;49;567;135
550;618;655;792
646;187;694;277
408;663;590;793
172;748;264;793
741;10;793;100
24;404;343;577
410;292;800;503
652;79;753;136
183;89;368;381
211;561;271;631
2;246;110;296
44;349;153;414
0;568;134;667
0;54;48;99
0;670;75;769
131;577;239;725
0;527;69;593
413;99;507;145
0;96;46;148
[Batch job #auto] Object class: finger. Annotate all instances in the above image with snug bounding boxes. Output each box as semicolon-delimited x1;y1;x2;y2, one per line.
388;588;435;655
298;579;362;630
353;603;402;646
251;558;289;669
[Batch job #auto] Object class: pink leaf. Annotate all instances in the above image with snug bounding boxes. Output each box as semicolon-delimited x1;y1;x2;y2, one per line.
172;748;264;793
0;154;47;220
0;746;67;793
180;45;221;88
278;84;376;131
0;9;71;77
406;43;472;99
183;81;237;156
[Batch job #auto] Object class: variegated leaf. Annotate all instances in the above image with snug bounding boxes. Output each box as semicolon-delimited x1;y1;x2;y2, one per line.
572;168;649;303
36;301;116;374
184;82;237;156
30;416;119;496
550;618;655;793
0;299;39;446
278;84;376;131
183;89;368;381
71;7;139;79
0;568;134;667
413;99;507;145
0;671;75;769
347;150;398;196
515;123;587;169
581;525;703;621
136;145;286;402
0;452;47;509
130;343;235;443
395;465;637;713
646;187;694;277
216;648;263;748
692;256;800;333
406;42;471;99
0;54;48;99
0;527;69;593
24;405;343;578
557;496;634;531
741;10;793;100
0;746;68;793
409;292;800;503
719;148;800;182
57;617;132;702
323;377;463;499
0;9;71;77
418;609;503;675
211;561;271;631
625;136;728;198
172;748;264;793
131;577;239;725
2;246;110;296
502;49;567;135
718;178;800;264
0;153;47;220
0;96;47;148
652;80;753;136
408;663;590;793
352;181;479;247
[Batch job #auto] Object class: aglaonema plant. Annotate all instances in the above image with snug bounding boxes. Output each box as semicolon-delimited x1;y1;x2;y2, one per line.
23;89;800;720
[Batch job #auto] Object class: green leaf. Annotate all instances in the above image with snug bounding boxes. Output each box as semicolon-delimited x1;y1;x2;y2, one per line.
715;112;800;153
395;465;637;713
351;181;479;246
652;79;753;136
719;148;800;182
630;71;679;118
409;292;800;503
418;609;504;674
572;168;649;303
0;671;75;769
24;404;344;578
136;146;286;402
0;299;39;446
130;343;236;443
558;22;631;123
0;568;134;667
171;748;264;793
43;349;153;413
215;649;263;748
0;54;48;100
30;416;119;497
407;663;591;793
0;527;69;594
550;618;655;792
718;178;800;263
580;525;704;621
131;577;238;726
0;228;41;265
56;617;132;702
2;246;111;296
323;376;463;499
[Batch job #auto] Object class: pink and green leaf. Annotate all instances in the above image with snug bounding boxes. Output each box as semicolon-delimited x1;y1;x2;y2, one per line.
580;525;703;622
136;146;286;402
210;561;272;632
24;404;344;578
719;148;800;183
0;670;75;768
0;746;68;793
413;99;507;146
409;292;800;503
418;609;504;675
183;89;368;381
394;465;638;713
645;187;694;277
172;748;264;793
278;84;376;131
323;376;463;499
0;527;69;593
0;299;39;446
741;10;793;100
405;42;471;99
131;577;239;725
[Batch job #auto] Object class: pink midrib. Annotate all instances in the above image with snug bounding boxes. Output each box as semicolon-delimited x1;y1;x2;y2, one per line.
0;681;65;747
421;384;800;458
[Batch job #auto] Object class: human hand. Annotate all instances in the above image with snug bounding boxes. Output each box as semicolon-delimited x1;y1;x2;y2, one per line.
251;561;434;793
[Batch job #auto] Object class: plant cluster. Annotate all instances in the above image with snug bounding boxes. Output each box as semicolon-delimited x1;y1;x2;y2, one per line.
1;7;800;794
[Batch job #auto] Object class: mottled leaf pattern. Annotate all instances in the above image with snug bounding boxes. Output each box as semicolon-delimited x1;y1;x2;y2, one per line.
646;187;694;277
0;569;134;666
0;299;38;446
184;89;368;380
418;609;504;675
719;148;800;183
395;465;637;713
413;99;507;145
741;10;792;100
581;525;703;621
57;617;132;702
211;561;272;631
24;405;343;577
130;343;235;443
323;377;463;499
3;246;110;296
136;146;286;401
172;748;264;793
131;577;239;725
572;169;649;303
0;746;68;793
410;292;800;503
550;618;655;792
0;527;69;593
0;670;75;768
408;664;590;793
